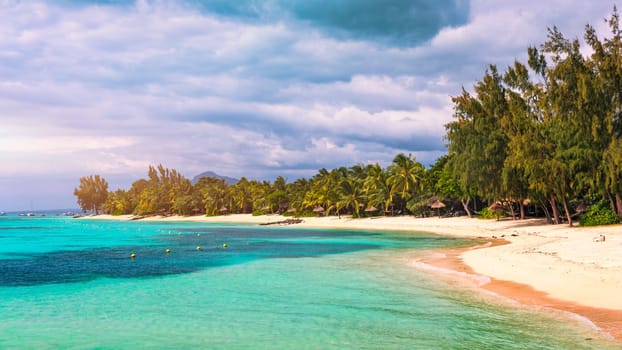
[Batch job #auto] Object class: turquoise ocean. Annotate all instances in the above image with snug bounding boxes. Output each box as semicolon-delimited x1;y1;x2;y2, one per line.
0;216;617;349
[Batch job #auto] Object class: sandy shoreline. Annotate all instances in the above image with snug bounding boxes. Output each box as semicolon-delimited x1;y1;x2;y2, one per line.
83;213;622;339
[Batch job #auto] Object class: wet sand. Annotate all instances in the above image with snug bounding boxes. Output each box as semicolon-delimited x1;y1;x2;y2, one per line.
416;240;622;341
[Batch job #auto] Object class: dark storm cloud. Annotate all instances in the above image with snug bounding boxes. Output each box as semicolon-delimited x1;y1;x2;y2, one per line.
0;0;616;210
191;0;470;46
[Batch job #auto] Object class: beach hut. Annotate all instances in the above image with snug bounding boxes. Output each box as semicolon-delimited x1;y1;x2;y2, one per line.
488;202;505;220
312;206;325;216
364;205;377;212
364;206;378;217
488;202;504;211
219;206;229;215
430;200;445;218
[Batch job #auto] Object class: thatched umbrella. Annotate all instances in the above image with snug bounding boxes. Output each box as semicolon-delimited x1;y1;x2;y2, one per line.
364;206;378;216
364;205;377;212
430;200;445;218
488;202;504;220
219;206;228;215
313;206;325;216
488;202;504;211
313;206;325;212
287;208;296;213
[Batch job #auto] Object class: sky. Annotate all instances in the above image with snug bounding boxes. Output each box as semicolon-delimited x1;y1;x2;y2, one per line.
0;0;617;211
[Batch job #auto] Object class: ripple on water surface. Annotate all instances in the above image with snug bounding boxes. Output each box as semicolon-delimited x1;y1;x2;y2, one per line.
0;217;617;349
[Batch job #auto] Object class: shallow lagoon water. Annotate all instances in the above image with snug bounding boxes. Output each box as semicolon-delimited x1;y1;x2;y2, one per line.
0;216;617;349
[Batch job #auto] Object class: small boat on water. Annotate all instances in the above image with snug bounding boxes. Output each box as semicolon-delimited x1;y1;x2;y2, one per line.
0;211;6;216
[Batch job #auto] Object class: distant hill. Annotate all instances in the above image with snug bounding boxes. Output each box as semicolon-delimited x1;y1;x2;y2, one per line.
192;171;239;185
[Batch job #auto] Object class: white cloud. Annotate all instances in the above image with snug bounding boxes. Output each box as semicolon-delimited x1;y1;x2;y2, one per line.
0;0;619;209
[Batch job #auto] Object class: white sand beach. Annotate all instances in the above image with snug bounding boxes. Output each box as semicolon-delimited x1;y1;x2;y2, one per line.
84;213;622;338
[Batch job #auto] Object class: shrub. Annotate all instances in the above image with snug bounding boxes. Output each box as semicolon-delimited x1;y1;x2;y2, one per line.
252;209;270;216
297;211;320;218
579;204;621;226
478;207;502;220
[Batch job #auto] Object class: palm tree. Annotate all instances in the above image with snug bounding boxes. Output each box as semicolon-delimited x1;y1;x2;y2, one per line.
337;176;365;217
363;163;392;215
250;180;271;211
199;178;229;216
287;178;310;213
229;177;252;213
387;153;425;213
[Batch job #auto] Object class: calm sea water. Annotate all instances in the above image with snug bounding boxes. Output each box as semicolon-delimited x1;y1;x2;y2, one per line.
0;216;616;349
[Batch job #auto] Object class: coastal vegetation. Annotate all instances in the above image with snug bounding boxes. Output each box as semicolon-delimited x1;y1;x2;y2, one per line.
446;7;622;226
73;175;109;215
74;9;622;226
81;156;435;218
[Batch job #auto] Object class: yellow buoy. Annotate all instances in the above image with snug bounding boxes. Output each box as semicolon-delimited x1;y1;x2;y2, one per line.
223;243;227;248
130;252;136;259
196;245;201;251
165;248;171;254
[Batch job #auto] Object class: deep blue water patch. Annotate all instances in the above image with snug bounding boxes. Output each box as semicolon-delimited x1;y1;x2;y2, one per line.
0;216;469;287
0;226;388;286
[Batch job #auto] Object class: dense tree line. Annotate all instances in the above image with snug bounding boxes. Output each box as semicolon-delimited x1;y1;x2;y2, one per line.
79;156;447;218
74;9;622;226
445;8;622;226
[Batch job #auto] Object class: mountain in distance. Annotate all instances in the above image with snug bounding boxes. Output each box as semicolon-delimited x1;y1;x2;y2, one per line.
192;171;239;185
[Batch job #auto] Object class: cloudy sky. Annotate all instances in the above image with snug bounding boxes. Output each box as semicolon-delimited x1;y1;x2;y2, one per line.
0;0;617;210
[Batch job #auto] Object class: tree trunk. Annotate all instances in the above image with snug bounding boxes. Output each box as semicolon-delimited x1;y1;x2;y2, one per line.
548;194;560;225
542;204;552;224
561;197;572;227
608;191;616;214
508;201;516;220
461;198;472;218
519;200;525;220
616;193;622;218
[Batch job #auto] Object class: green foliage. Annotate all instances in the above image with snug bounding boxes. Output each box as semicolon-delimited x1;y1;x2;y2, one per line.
77;155;435;221
442;8;622;225
579;204;621;226
74;175;109;214
478;207;502;220
445;66;509;201
103;189;131;215
252;209;270;216
387;153;425;206
266;190;288;213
